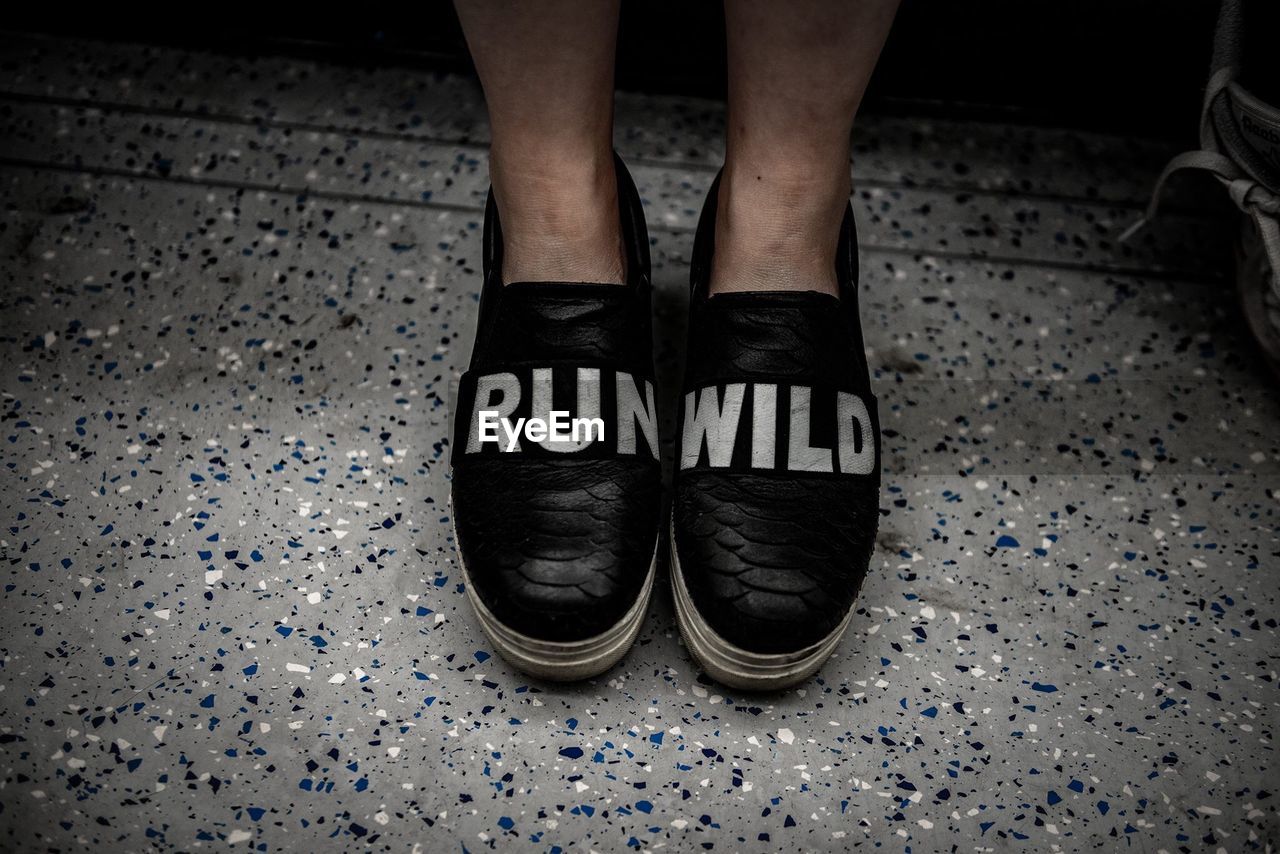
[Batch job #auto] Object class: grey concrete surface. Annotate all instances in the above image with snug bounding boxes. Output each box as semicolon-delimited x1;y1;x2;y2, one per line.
1;32;1277;853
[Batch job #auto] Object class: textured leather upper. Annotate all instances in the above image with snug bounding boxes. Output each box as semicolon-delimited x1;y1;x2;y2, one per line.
467;281;654;373
453;457;660;640
673;175;881;655
451;156;661;642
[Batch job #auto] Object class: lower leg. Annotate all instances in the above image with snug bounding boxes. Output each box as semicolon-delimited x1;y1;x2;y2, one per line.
712;0;899;295
454;0;625;284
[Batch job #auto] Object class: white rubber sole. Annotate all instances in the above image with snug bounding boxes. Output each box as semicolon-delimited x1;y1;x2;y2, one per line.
449;491;656;681
669;516;854;691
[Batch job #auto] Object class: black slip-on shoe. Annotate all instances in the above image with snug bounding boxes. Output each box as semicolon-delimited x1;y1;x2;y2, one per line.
670;175;881;691
449;155;661;680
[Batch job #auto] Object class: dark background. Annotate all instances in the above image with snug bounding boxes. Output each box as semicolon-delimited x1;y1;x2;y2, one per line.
17;0;1218;140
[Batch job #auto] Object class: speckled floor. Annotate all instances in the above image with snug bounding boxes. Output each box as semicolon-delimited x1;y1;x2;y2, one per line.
1;32;1278;853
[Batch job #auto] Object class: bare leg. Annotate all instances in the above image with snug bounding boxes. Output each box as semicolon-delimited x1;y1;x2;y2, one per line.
454;0;625;284
713;0;899;295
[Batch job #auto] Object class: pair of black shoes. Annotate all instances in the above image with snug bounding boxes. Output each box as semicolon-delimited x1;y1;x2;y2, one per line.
450;156;880;690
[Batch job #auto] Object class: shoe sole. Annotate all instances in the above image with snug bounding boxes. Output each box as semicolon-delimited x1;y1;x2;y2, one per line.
668;515;854;691
449;491;657;682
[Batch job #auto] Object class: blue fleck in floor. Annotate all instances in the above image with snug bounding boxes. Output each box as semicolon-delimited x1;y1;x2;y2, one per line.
1;32;1278;853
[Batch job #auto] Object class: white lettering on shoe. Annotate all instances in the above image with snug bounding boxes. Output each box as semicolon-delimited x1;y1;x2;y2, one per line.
531;367;601;453
616;372;658;457
464;369;656;458
467;372;521;453
678;383;876;474
680;384;746;470
750;383;777;469
837;391;875;475
787;386;832;472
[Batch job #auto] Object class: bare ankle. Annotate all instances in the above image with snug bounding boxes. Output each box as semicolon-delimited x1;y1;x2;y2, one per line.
490;148;627;285
709;161;850;296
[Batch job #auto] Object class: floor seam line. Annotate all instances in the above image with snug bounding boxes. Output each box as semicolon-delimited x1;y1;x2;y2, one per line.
0;88;1208;214
0;156;1224;284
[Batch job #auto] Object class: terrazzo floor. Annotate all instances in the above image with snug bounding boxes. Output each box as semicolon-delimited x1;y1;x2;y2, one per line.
1;32;1278;853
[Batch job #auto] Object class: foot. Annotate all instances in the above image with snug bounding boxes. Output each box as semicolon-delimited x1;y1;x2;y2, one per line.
671;173;881;690
451;155;661;680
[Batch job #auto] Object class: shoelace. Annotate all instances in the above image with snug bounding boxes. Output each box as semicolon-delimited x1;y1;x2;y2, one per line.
1122;66;1280;300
